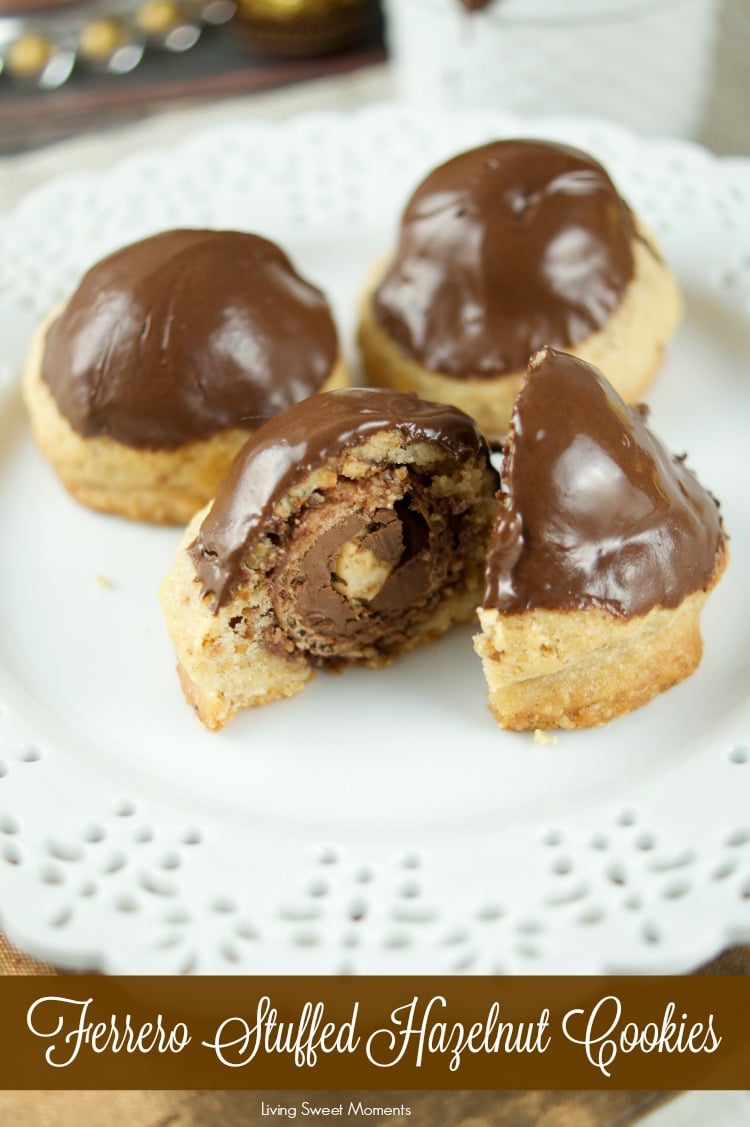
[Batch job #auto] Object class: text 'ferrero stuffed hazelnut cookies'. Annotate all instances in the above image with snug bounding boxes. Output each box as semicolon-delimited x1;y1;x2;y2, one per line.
23;229;347;525
474;348;728;731
358;139;682;439
160;387;498;730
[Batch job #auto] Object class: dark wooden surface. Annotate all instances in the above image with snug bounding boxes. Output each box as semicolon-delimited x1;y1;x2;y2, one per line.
0;20;386;154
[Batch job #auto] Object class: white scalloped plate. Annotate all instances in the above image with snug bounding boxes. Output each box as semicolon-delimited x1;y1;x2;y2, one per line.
0;105;749;975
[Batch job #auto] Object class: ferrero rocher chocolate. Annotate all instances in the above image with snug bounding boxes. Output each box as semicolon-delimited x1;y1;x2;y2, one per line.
232;0;378;57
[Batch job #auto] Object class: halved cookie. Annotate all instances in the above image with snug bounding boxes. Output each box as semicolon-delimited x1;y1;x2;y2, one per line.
474;347;728;730
160;387;498;730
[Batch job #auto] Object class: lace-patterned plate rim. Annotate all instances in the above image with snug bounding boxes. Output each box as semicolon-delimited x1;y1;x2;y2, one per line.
0;105;748;975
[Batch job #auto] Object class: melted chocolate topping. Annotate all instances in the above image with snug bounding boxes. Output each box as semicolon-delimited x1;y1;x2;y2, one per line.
484;348;725;616
374;139;639;379
190;386;488;610
41;229;338;450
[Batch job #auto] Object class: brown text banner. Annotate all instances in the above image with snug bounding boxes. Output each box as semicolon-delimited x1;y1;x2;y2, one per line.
0;976;747;1090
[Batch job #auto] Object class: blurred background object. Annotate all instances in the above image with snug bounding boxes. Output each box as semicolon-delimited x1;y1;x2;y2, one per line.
0;0;385;152
0;1;748;157
705;0;750;153
233;0;381;58
0;1;237;91
384;0;721;139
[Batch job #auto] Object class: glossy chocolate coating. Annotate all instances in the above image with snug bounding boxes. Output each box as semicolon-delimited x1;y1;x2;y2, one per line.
484;348;725;616
374;139;639;379
190;386;488;609
41;229;338;450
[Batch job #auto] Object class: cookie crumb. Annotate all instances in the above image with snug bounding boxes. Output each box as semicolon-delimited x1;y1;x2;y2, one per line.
534;728;558;746
96;573;114;589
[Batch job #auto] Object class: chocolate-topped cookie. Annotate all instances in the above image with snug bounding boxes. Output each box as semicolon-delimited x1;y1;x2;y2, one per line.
23;229;347;523
160;387;498;730
474;347;728;730
358;139;682;439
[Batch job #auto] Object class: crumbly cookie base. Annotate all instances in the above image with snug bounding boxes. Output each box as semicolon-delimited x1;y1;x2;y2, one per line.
474;550;727;731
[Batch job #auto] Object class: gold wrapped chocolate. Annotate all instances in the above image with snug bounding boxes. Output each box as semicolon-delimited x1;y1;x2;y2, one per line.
232;0;378;56
237;0;365;18
6;32;52;78
78;19;129;62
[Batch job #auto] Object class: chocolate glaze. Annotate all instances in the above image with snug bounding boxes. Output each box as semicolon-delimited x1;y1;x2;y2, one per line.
190;386;489;610
41;229;338;450
484;348;725;617
374;139;641;379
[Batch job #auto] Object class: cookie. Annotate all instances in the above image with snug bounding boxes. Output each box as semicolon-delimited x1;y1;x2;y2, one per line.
474;347;728;730
160;387;498;730
359;139;682;439
23;229;347;524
